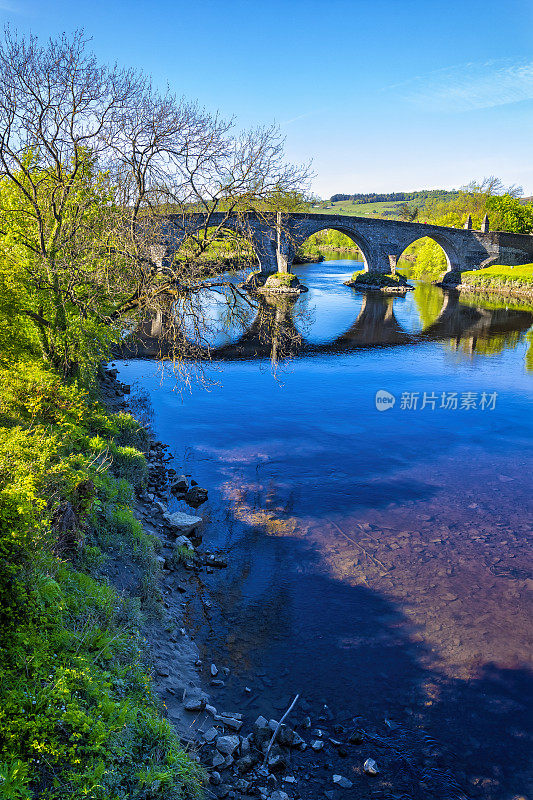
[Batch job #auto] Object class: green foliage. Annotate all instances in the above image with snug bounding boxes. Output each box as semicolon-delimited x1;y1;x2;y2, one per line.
265;272;298;286
349;270;407;287
397;238;449;280
460;263;533;290
486;195;533;234
0;361;204;799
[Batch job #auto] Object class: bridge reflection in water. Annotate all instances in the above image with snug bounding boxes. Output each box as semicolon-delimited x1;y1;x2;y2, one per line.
119;287;533;366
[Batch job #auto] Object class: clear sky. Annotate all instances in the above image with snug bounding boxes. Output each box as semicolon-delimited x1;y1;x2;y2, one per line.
2;0;533;198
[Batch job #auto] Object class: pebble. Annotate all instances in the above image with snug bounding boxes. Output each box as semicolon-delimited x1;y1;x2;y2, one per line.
211;663;219;677
333;774;353;789
311;740;324;751
363;757;379;775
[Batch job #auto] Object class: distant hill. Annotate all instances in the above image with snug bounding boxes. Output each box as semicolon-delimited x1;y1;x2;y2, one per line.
330;189;458;204
308;190;459;220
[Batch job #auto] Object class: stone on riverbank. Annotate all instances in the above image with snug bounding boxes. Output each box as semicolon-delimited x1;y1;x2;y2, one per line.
163;511;202;534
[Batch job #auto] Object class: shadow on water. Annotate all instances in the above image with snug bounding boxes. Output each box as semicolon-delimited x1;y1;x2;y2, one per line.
187;501;532;800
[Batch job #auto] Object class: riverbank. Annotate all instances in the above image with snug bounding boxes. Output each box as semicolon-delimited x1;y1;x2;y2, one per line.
0;362;204;799
456;263;533;300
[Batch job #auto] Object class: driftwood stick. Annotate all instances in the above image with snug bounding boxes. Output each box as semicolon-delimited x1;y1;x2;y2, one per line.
261;693;300;768
328;519;389;573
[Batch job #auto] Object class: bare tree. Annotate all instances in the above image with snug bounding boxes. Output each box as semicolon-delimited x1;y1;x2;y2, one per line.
0;28;311;377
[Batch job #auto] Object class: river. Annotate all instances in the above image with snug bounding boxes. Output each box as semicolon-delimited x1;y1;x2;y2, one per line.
116;259;533;800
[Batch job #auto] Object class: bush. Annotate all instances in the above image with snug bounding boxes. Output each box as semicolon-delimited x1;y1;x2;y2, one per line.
0;361;204;799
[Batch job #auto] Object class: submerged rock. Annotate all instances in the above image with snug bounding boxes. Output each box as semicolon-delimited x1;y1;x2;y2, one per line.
363;757;379;775
333;774;353;788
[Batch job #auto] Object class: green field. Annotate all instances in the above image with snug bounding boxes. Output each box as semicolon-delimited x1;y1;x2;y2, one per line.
309;199;406;217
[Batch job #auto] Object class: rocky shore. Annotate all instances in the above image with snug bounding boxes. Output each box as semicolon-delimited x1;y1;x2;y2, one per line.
98;367;391;800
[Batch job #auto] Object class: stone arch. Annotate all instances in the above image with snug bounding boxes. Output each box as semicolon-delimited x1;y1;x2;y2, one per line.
293;224;375;271
396;233;462;277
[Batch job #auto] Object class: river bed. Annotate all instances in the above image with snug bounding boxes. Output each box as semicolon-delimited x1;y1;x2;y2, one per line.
116;260;533;799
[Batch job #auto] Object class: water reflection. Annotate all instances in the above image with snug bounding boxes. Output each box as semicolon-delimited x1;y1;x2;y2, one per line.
115;260;533;800
121;274;533;368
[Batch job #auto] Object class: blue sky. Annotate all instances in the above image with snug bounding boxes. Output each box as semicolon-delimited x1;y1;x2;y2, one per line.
2;0;532;197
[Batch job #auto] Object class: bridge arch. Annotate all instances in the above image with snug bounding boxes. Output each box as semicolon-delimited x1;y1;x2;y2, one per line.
293;224;374;271
396;234;462;278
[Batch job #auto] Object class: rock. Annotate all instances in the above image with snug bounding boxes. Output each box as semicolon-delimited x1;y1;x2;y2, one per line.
217;786;230;799
254;715;271;747
277;724;295;747
217;715;243;731
348;729;364;744
210;771;222;785
269;792;289;800
236;754;256;774
211;663;219;676
235;778;251;793
311;740;324;751
211;679;225;688
292;732;306;749
216;735;240;755
301;716;311;729
171;475;189;493
174;535;194;550
163;511;202;534
184;697;206;712
203;727;219;743
267;750;287;772
205;704;218;716
185;485;208;507
154;500;167;513
282;776;296;783
333;775;353;789
212;752;226;768
363;758;379;775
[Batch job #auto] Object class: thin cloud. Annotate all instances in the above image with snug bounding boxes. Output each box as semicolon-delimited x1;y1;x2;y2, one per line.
393;60;533;112
279;108;325;126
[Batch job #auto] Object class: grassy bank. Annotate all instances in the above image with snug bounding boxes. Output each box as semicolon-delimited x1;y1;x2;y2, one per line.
458;263;533;296
0;362;203;800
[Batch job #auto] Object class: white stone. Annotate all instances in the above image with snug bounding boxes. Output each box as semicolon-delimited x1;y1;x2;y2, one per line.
164;511;202;534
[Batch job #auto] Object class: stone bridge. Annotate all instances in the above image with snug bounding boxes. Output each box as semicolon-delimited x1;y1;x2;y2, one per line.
154;212;533;278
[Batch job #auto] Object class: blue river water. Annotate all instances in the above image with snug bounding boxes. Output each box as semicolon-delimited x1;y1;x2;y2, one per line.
116;260;533;799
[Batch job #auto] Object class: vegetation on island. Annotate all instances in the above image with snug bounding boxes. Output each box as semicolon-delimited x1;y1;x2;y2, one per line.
0;28;310;799
347;270;410;290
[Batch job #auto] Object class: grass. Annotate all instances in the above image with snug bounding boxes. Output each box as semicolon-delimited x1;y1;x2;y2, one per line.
348;269;408;287
0;362;205;799
310;199;407;217
265;272;298;286
460;263;533;289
